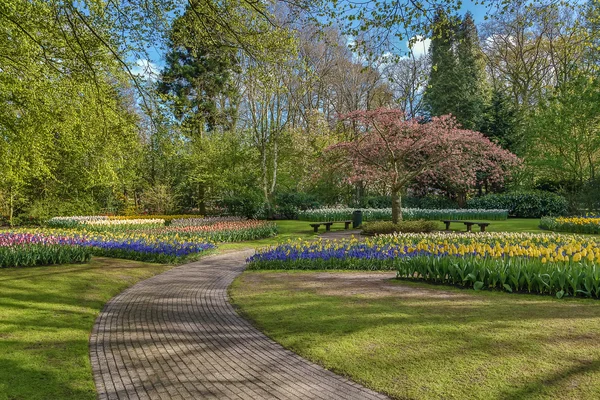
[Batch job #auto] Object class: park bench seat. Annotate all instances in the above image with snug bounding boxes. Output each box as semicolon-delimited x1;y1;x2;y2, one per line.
309;220;353;232
442;220;490;232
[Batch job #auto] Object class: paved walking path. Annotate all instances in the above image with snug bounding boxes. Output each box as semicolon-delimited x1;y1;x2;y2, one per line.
90;250;388;400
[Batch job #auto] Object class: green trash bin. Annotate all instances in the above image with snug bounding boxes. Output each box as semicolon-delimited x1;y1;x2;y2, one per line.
352;210;363;229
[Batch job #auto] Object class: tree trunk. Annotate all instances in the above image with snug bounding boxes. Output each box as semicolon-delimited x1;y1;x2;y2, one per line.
9;187;14;227
457;191;467;208
198;182;206;216
391;188;402;224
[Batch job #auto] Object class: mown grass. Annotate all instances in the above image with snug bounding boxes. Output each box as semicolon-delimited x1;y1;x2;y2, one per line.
231;271;600;400
217;220;352;250
0;258;173;400
218;218;546;252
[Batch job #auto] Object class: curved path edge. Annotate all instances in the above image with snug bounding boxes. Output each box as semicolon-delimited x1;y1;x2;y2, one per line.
90;250;389;400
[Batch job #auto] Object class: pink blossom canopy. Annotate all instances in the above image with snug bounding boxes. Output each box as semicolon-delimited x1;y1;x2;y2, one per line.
327;108;520;192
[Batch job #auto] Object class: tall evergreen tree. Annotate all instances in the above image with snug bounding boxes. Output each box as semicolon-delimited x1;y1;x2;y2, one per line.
424;11;488;131
454;12;489;130
423;9;461;119
157;2;241;213
158;3;240;135
480;89;520;153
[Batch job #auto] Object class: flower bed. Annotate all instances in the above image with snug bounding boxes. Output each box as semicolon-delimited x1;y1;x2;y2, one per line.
540;216;600;234
296;208;508;222
0;232;91;267
170;216;245;226
248;232;600;298
110;214;203;223
84;233;215;263
4;219;276;265
47;216;164;230
148;220;278;242
46;216;108;228
5;218;277;266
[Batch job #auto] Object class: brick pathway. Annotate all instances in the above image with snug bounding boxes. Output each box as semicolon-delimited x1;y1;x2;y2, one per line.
90;250;389;400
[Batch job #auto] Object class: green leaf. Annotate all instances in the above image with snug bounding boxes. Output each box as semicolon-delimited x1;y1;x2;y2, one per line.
473;281;484;291
503;284;513;293
556;290;565;299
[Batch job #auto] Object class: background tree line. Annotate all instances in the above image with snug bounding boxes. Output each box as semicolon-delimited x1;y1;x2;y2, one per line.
1;0;598;224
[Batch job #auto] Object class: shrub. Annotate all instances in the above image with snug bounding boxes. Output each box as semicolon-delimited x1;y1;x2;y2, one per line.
579;178;600;213
24;197;99;225
274;192;322;219
467;190;568;218
362;220;437;235
140;184;176;215
218;191;265;219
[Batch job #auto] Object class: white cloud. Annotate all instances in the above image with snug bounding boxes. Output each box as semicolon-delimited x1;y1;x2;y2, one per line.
407;36;431;58
131;59;159;81
346;35;356;49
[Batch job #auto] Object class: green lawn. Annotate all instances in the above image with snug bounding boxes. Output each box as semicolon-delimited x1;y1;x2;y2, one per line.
231;271;600;400
0;258;173;400
217;220;351;250
219;218;546;252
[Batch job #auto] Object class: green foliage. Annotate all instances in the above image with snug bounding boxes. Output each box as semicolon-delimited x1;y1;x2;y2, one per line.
453;12;489;130
423;10;460;119
480;89;521;154
0;0;142;225
218;189;266;219
579;178;600;212
24;198;99;225
424;11;488;130
158;1;240;132
527;74;600;188
274;192;322;220
140;185;177;215
396;256;600;298
362;220;437;235
467;191;568;218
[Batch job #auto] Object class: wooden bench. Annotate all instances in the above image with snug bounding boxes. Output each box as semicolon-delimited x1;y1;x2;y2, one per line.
309;220;353;232
442;220;490;232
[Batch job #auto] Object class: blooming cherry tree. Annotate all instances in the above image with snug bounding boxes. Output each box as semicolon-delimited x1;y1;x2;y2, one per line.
327;108;520;223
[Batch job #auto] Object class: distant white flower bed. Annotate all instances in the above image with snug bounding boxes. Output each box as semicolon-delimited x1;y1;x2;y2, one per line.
297;208;509;222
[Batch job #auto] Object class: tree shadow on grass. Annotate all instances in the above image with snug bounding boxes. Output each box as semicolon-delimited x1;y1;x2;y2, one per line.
0;344;95;400
498;359;600;400
233;275;600;399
